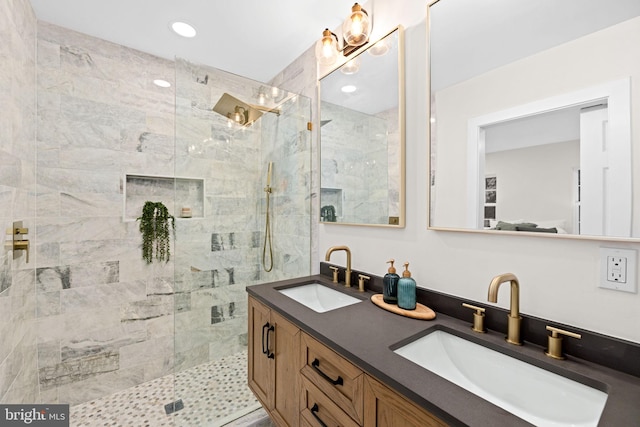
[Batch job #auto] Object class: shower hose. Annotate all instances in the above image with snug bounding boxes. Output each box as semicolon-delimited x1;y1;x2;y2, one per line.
262;185;273;272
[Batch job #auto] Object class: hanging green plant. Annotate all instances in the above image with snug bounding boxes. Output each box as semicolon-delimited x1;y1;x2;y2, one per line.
136;201;175;264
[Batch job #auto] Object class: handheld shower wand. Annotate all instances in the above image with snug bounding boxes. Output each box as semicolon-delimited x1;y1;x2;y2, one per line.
262;162;274;272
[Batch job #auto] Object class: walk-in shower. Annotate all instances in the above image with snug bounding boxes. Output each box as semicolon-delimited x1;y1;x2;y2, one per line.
2;11;312;425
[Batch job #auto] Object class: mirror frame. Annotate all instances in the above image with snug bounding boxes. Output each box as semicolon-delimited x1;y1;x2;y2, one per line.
426;0;639;242
318;25;406;228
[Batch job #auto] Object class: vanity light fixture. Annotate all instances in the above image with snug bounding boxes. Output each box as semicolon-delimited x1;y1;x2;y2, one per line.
368;38;390;56
257;89;267;105
171;21;197;38
315;29;340;66
342;3;371;48
229;106;249;126
340;58;361;75
315;3;372;66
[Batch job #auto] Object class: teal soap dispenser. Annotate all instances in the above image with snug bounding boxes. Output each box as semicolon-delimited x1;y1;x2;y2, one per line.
397;262;417;310
383;259;400;304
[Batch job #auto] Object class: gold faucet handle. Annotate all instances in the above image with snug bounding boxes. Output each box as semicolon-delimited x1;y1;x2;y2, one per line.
13;240;29;263
462;303;486;333
329;266;339;283
546;326;582;340
545;326;581;360
357;274;370;292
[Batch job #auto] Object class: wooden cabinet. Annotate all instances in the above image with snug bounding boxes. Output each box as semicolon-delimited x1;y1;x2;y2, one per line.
248;295;447;427
300;375;360;427
248;296;301;427
300;332;364;424
363;375;447;427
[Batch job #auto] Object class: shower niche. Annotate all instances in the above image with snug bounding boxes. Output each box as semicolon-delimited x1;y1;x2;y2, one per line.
123;174;205;221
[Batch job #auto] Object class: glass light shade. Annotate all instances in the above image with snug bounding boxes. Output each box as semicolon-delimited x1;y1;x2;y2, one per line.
340;58;360;75
342;4;371;47
315;29;339;66
368;39;390;56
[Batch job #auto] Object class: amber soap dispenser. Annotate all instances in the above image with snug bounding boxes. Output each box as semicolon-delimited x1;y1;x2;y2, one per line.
397;262;417;310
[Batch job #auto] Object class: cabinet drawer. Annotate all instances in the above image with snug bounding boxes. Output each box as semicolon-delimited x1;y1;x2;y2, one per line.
300;332;364;424
301;376;360;427
364;375;448;427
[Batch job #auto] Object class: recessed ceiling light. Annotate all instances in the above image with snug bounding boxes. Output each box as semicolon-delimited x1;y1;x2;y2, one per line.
341;85;357;93
153;79;171;88
171;21;197;38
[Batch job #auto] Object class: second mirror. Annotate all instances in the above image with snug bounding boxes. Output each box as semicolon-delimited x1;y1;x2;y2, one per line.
319;26;405;227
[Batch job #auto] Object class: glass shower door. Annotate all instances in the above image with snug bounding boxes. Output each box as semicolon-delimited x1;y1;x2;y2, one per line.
172;57;311;426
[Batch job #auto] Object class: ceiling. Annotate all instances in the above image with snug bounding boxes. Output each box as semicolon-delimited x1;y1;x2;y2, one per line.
28;0;354;83
429;0;640;91
27;1;640;99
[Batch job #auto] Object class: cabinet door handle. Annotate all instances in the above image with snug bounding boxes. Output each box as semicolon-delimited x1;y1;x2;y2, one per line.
265;324;275;359
311;358;343;386
261;322;270;355
310;403;328;427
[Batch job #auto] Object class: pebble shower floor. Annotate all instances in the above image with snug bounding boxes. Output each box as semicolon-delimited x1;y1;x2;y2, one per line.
70;351;269;427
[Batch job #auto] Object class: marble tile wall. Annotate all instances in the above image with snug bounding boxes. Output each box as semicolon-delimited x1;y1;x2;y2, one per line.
268;45;321;273
0;0;39;404
259;100;313;294
320;102;390;224
36;22;177;405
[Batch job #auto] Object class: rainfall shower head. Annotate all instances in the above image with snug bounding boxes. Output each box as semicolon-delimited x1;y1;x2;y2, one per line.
212;93;280;127
212;93;262;126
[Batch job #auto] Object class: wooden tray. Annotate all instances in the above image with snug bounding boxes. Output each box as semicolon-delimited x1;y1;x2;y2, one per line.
371;294;436;320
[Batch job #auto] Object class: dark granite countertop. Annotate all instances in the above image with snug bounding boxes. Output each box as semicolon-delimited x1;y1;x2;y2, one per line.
247;274;640;427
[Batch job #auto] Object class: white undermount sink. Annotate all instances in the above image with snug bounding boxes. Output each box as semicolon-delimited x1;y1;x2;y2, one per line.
278;283;362;313
394;330;608;427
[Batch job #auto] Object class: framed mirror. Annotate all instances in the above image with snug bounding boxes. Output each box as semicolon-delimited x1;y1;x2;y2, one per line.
428;0;640;239
319;26;405;227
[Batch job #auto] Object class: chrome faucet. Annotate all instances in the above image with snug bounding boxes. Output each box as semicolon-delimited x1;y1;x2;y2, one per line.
487;273;522;345
325;245;352;287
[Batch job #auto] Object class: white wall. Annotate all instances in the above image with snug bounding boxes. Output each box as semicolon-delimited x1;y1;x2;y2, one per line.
316;1;640;344
486;140;579;233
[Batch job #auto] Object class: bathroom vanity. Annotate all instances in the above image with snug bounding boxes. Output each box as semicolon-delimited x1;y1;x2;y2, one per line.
247;273;640;426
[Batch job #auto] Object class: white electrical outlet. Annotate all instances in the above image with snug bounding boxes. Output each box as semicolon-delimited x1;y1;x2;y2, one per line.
599;248;637;293
607;256;627;283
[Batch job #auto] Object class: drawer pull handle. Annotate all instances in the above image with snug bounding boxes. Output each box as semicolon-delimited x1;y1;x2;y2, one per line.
311;358;343;386
310;403;328;427
261;322;270;355
265;324;275;359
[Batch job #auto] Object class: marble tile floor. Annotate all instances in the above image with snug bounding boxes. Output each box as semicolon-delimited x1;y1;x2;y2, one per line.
70;350;272;427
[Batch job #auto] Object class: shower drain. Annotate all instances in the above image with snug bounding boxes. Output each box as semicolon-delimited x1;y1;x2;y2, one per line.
164;399;185;415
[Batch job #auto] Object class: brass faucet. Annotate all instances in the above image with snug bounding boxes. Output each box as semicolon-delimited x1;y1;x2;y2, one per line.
487;273;522;345
325;245;351;287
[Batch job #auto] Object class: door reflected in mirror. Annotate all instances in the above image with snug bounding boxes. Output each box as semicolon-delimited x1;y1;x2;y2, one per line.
320;26;405;227
428;0;640;239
